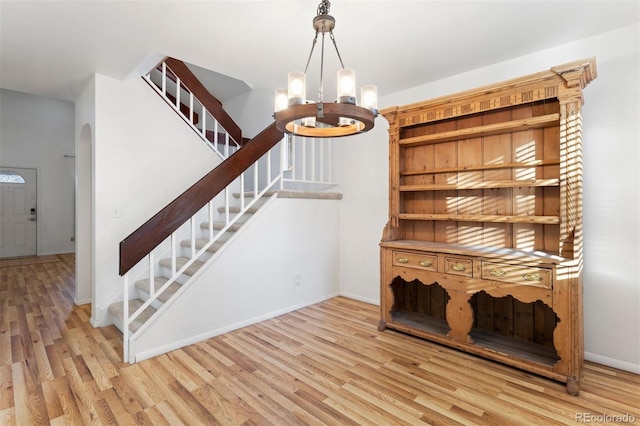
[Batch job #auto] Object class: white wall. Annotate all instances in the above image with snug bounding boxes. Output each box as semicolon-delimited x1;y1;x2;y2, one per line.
0;88;75;256
74;76;95;306
132;196;341;361
84;74;224;324
224;85;276;139
335;24;640;373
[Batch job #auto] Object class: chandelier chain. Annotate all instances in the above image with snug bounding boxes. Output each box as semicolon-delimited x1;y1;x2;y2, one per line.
317;0;331;16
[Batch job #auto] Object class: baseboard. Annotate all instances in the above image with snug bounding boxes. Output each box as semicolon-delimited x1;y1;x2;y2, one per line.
339;291;379;306
133;292;340;363
74;297;92;305
90;317;101;328
585;351;640;374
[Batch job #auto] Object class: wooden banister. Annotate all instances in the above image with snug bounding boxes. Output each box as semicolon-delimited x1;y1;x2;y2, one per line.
164;57;242;145
119;123;283;275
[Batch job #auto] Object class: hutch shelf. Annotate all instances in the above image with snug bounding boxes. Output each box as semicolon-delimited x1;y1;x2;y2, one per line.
379;58;596;395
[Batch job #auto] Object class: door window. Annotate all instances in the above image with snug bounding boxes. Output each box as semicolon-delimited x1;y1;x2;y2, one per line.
0;170;26;184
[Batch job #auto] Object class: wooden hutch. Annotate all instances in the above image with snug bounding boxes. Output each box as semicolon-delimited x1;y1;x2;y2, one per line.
379;58;596;395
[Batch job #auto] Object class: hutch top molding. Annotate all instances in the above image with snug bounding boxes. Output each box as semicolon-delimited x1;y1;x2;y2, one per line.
383;57;596;130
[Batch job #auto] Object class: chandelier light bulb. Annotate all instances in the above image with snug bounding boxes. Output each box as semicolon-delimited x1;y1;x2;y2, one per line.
337;68;356;103
361;85;378;111
288;71;306;105
274;88;288;113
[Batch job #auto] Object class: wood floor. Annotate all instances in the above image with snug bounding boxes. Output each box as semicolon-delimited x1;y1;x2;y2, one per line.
1;254;638;425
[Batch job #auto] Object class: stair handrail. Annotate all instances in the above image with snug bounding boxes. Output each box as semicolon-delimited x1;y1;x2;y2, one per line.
119;123;283;276
163;57;242;145
145;59;243;159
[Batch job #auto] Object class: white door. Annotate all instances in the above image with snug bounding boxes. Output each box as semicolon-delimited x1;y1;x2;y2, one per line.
0;167;37;258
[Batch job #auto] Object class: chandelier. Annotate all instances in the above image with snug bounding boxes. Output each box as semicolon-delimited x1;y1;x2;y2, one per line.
273;0;378;138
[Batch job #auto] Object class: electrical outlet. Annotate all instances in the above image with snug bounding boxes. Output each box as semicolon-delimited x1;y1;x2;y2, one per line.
294;274;301;286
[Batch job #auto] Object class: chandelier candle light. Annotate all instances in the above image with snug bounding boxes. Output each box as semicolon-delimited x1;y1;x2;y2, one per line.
274;0;378;138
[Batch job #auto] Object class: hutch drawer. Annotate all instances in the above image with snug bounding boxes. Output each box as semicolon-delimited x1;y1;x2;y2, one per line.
392;251;437;271
481;261;552;289
443;256;473;277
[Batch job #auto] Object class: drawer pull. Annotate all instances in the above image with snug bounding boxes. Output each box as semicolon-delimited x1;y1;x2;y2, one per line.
419;260;432;267
490;268;506;277
451;263;466;272
397;257;409;264
523;272;543;282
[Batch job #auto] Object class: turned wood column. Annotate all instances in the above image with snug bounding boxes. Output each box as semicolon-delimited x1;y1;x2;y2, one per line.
446;291;474;344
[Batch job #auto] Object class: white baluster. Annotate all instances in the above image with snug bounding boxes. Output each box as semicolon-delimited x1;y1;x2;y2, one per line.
301;137;306;180
123;273;129;362
171;233;176;277
291;136;297;181
208;199;214;241
319;139;324;182
311;138;316;182
176;77;181;111
240;173;245;210
224;187;230;225
279;139;285;190
161;62;167;97
201;104;207;139
189;92;194;124
267;150;272;184
327;139;333;182
149;252;155;298
225;132;229;158
190;217;196;259
214;121;219;152
253;161;259;198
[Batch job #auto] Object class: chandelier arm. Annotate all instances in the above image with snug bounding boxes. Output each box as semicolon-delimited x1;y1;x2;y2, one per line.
304;31;320;74
329;31;345;69
319;31;326;102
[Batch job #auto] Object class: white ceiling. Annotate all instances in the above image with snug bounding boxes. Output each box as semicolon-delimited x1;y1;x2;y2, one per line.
1;0;638;103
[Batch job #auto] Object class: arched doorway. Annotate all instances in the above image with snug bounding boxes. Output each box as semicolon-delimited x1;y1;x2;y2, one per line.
75;124;93;310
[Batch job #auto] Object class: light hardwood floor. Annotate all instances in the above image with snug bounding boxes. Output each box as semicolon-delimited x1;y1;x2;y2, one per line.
1;254;638;425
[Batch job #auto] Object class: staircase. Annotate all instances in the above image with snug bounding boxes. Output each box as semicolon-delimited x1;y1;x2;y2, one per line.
108;191;267;334
107;57;338;363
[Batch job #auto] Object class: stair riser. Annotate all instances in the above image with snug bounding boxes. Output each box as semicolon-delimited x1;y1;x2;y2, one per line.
156;268;192;284
137;290;166;310
180;236;229;250
178;249;215;264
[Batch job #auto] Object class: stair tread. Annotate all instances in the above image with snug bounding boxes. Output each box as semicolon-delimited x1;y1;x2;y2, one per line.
217;206;259;214
232;190;275;199
200;222;243;232
158;257;204;276
108;299;156;333
135;278;182;303
180;239;226;252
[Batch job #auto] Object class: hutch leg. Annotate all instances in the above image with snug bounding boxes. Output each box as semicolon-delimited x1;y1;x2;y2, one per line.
566;377;580;396
446;290;474;344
